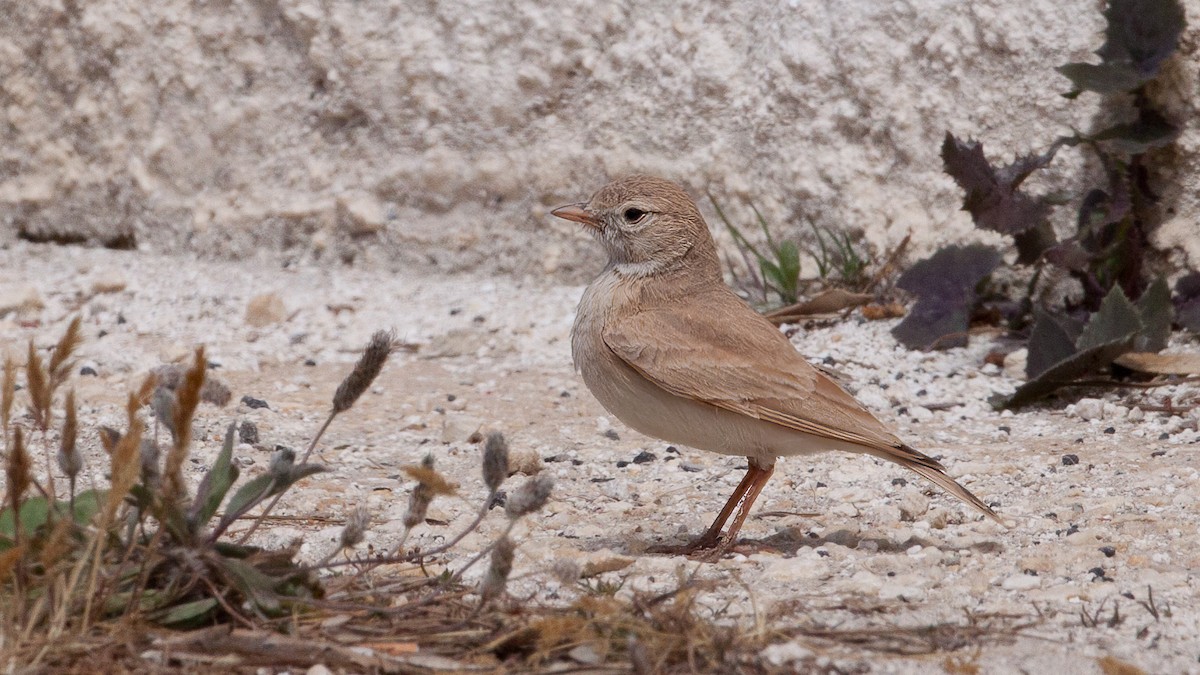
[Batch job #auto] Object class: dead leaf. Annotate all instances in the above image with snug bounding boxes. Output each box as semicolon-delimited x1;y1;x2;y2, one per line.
1114;352;1200;375
766;289;873;324
1096;655;1147;675
402;466;457;496
861;303;906;320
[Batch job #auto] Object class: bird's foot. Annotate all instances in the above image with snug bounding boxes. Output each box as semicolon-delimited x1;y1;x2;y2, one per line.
645;534;731;561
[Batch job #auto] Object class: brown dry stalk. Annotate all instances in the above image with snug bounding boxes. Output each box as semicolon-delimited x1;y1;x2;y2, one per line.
39;516;74;570
5;427;31;545
103;393;145;526
48;316;82;391
0;545;24;583
1;355;14;432
25;341;50;430
163;347;206;505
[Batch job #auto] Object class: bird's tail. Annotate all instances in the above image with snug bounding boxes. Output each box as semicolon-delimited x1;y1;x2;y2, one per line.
873;444;1005;525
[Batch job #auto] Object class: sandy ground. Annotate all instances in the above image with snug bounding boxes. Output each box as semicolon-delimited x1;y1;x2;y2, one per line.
2;241;1199;674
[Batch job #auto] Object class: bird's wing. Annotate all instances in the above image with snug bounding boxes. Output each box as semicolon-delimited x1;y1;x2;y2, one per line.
603;288;1002;523
602;288;903;452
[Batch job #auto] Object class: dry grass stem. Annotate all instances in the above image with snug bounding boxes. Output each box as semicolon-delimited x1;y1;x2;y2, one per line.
47;316;82;391
57;389;82;509
5;427;31;545
25;341;50;430
2;355;14;432
103;393;144;526
332;330;395;414
163;347;206;505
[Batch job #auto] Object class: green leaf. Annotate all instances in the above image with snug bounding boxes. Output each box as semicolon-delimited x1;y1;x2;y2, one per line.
1057;62;1146;95
1026;307;1081;379
1003;286;1142;408
1092;112;1181;155
150;598;219;627
218;557;283;614
1134;277;1172;352
1077;285;1143;351
775;240;802;303
190;423;240;530
217;474;276;533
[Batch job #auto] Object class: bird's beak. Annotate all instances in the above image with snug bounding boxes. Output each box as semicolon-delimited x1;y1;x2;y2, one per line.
551;203;600;229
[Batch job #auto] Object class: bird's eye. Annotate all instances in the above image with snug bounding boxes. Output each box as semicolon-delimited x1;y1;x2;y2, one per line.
623;208;648;223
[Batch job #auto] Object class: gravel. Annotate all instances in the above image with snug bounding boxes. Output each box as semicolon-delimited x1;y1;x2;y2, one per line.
2;242;1199;673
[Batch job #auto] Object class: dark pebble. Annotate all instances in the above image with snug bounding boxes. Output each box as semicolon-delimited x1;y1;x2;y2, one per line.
79;366;98;376
1151;450;1167;457
544;454;565;463
1088;566;1106;579
571;459;583;466
891;477;907;486
238;421;259;445
1103;427;1115;434
1157;432;1170;440
304;359;317;366
1099;546;1116;558
117;313;126;324
446;394;457;402
815;482;827;488
998;426;1011;434
1066;524;1079;536
680;463;702;473
466;431;483;444
488;491;507;510
632;451;656;464
1061;454;1080;466
816;549;829;557
602;429;620;441
616;461;629;468
97;329;108;338
665;446;679;454
241;396;269;410
590;477;614;483
560;390;570;398
449;308;461;315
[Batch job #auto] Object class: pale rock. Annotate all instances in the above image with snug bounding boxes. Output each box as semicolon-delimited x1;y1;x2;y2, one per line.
1073;398;1105;421
896;489;930;521
337;190;389;234
0;285;43;318
1002;348;1028;379
1127;407;1145;422
507;447;543;475
764;556;832;582
90;270;127;295
440;414;481;443
245;293;287;327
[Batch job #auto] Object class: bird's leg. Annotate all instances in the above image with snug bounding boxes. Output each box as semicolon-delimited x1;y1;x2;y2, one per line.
647;461;775;556
689;464;766;550
713;463;775;552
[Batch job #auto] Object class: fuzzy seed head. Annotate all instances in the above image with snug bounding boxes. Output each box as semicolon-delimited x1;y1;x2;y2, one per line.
340;506;370;549
479;536;516;603
482;432;509;492
550;558;582;586
505;474;554;520
332;330;395;413
57;389;82;479
269;447;296;477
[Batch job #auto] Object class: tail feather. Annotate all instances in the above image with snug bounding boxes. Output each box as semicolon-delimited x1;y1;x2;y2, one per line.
875;444;1004;525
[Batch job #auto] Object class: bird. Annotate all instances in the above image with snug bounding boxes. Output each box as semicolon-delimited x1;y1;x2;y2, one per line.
552;174;1002;556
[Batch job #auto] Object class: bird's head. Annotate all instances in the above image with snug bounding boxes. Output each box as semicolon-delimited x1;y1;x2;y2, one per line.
552;175;718;277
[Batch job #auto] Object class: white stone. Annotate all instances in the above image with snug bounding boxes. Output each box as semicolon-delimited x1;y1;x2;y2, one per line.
1073;398;1105;421
1001;574;1042;591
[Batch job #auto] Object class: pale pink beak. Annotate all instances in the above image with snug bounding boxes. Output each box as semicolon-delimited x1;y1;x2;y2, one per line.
551;203;600;229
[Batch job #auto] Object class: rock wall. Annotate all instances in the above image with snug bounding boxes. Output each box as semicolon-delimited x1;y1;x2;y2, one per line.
2;0;1196;279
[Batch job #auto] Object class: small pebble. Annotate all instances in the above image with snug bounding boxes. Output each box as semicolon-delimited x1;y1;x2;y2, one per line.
80;366;98;376
680;463;703;473
241;395;270;410
632;451;656;464
1099;546;1116;558
602;429;620;441
1061;454;1079;466
239;421;260;445
1103;427;1115;434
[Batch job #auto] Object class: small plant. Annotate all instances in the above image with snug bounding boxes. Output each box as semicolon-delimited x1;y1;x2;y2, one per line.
892;0;1191;407
709;194;873;308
